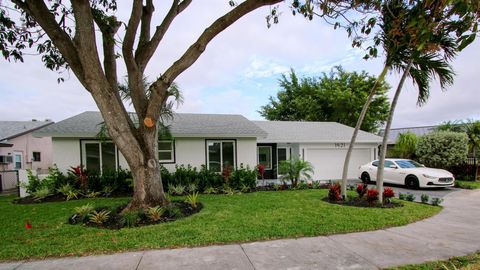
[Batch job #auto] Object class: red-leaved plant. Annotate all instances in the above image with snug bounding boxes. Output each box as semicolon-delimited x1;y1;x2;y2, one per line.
367;189;379;204
257;164;265;180
69;166;88;191
356;183;368;198
222;165;232;183
383;187;395;203
328;183;342;201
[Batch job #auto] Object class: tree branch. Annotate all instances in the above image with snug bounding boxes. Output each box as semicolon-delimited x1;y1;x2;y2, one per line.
146;0;282;120
138;0;155;50
135;0;192;72
122;0;148;117
92;9;121;91
17;0;87;88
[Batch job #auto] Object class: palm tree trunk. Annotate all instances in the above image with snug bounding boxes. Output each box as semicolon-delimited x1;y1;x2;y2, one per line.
341;65;389;198
377;60;413;202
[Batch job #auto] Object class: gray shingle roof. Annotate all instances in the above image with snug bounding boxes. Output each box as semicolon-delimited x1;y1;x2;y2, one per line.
0;121;53;141
34;111;267;138
380;125;437;144
253;121;382;143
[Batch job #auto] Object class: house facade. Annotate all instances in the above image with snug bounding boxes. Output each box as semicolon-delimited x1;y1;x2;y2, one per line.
0;120;53;191
35;111;382;181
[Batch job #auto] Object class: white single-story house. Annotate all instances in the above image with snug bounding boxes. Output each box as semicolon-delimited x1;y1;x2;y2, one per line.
34;111;382;181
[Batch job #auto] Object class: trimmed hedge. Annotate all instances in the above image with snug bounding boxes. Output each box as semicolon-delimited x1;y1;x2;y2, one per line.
416;131;468;169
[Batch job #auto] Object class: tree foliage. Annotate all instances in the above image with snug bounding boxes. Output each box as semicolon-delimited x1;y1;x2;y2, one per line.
259;67;390;132
416;131;468;169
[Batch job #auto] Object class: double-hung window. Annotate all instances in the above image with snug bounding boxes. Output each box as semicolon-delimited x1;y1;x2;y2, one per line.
206;140;236;172
158;140;175;163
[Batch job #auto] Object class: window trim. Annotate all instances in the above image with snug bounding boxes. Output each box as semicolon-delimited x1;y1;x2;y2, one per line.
158;140;175;164
257;146;273;170
205;139;237;172
80;140;119;173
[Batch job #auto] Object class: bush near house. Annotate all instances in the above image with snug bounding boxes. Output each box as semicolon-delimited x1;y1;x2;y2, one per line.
416;131;468;169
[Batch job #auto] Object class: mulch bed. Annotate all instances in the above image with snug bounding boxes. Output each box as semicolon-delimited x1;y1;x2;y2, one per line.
69;201;203;230
324;196;404;208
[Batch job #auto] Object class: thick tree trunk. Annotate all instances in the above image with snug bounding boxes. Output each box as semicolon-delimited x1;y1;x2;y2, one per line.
340;65;389;198
377;60;413;202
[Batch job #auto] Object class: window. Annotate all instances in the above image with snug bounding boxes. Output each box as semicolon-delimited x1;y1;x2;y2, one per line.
82;141;118;173
384;160;395;168
277;147;290;178
206;140;235;172
32;152;41;162
14;152;22;169
158;140;174;163
372;161;379;167
258;146;272;170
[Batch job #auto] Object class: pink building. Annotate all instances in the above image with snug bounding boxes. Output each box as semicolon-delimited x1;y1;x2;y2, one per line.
0;120;53;191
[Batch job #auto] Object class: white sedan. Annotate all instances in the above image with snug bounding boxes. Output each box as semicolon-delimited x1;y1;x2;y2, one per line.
358;159;455;189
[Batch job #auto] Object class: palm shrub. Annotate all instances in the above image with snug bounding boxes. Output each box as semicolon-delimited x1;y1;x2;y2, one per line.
391;132;418;159
278;158;314;187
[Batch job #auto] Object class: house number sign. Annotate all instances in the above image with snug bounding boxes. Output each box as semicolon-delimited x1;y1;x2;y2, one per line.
334;143;346;148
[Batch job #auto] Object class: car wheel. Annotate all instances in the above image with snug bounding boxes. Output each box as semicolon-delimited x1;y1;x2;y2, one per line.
405;175;419;189
361;172;371;184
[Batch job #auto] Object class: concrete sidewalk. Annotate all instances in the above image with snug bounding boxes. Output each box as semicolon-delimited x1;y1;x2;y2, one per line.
2;190;479;270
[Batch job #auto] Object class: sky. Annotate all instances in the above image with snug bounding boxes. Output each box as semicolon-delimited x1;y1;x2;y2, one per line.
0;1;479;129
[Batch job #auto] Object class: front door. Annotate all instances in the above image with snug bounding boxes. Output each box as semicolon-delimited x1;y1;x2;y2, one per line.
257;144;276;179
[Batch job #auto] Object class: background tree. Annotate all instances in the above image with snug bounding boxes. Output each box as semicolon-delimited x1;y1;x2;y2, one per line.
0;0;290;210
259;67;390;133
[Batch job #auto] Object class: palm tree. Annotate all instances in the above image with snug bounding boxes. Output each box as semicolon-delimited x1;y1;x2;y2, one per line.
278;158;314;187
391;132;418;159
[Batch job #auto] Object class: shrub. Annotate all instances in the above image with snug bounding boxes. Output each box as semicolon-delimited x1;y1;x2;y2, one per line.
398;193;406;200
24;170;42;194
33;187;51;201
185;192;200;208
431;197;443;206
66;190;80;201
168;184;186;195
297;181;308;190
312;181;321;189
356;183;368;198
229;164;257;190
69;166;88;191
121;211;138;228
366;189;379;204
146;206;165;222
420;194;430;204
57;183;73;196
383;187;395;203
328;183;341;201
405;193;416;202
240;184;251;193
164;204;182;218
89;210;110;224
203;186;218;194
416;131;468;169
222;186;237;195
187;183;197;193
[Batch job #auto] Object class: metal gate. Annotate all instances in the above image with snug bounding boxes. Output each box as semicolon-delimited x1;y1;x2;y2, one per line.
0;170;19;194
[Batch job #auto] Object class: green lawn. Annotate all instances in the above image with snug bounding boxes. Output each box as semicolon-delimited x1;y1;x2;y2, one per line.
455;180;480;189
386;252;480;270
0;190;440;261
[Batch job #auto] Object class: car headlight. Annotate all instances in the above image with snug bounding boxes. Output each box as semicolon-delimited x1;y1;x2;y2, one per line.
422;174;437;179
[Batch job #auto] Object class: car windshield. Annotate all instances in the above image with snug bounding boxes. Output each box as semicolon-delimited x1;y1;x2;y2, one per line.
395;160;423;168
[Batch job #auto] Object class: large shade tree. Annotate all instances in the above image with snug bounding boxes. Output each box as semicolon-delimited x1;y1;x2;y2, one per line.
0;0;294;210
259;67;391;133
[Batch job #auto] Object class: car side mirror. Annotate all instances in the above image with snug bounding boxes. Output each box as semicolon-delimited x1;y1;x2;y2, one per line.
389;165;398;169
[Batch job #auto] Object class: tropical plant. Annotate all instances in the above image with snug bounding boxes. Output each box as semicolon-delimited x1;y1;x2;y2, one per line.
168;184;186;196
185;192;200;208
222;186;237;195
57;184;73;196
356;183;368;198
66;190;80;201
405;194;416;202
366;189;379;204
187;183;197;193
390;132;418;159
32;187;50;201
416;132;469;169
69;166;88;191
121;211;138;228
203;187;218;195
89;210;111;225
278;158;314;187
398;193;406;200
146;206;165;222
328;183;341;201
85;191;102;198
73;203;95;222
382;187;395;203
